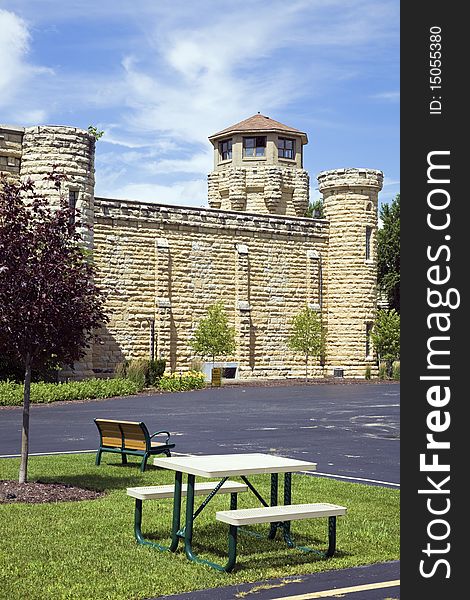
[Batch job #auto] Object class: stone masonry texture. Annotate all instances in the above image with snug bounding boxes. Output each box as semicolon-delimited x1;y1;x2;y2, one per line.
0;123;383;379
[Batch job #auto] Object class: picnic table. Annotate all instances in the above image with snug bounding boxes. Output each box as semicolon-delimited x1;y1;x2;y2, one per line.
127;453;346;572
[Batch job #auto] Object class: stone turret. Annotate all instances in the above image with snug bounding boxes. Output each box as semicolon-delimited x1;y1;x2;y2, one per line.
208;114;309;216
1;124;96;248
318;168;383;377
21;126;96;248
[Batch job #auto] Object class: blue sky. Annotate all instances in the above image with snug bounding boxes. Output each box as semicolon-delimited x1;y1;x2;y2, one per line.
0;0;399;209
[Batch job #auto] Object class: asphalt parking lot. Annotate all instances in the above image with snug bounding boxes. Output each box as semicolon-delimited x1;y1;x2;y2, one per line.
0;382;399;484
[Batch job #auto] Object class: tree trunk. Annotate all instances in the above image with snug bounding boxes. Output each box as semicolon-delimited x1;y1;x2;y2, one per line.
19;356;32;484
305;353;309;382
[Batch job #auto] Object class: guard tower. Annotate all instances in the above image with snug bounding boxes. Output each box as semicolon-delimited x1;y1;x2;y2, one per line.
208;114;309;216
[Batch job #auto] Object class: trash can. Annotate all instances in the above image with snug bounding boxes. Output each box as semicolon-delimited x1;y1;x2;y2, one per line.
333;368;344;378
211;367;222;387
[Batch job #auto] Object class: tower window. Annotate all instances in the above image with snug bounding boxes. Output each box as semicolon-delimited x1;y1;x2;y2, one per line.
366;322;373;357
365;226;372;260
243;136;266;157
219;138;232;161
278;137;295;159
69;189;79;224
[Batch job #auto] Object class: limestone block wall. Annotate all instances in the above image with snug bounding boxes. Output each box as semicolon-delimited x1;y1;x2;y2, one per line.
92;199;329;378
318;168;383;377
208;166;309;217
20;126;96;248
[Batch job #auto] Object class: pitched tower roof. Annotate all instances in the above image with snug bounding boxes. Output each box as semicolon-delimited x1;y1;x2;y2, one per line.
209;114;308;144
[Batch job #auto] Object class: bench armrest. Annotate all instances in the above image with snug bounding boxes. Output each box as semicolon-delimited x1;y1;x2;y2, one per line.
150;430;171;444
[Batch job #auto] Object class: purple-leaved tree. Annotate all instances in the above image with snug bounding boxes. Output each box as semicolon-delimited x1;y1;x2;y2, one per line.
0;174;108;483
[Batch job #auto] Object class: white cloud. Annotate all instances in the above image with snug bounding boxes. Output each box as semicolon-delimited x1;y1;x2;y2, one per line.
371;91;400;102
0;10;30;101
0;9;53;116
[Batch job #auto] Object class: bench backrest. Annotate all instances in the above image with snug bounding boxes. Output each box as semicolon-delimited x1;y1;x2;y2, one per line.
94;419;150;451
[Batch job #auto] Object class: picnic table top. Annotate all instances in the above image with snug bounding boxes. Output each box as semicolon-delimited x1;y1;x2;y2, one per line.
152;452;317;478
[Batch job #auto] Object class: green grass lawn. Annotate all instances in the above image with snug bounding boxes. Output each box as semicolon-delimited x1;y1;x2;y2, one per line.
0;454;399;600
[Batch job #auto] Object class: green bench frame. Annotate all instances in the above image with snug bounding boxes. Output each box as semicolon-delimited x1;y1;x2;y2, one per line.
94;419;175;472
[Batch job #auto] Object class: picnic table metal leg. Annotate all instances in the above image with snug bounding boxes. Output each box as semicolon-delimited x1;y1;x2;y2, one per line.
268;473;278;539
169;470;183;552
282;472;294;547
183;474;239;572
133;470;183;552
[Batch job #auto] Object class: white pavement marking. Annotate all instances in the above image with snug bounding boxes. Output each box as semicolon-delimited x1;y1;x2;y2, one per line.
301;471;400;487
0;451;400;487
0;449;189;459
0;449;95;458
275;579;400;599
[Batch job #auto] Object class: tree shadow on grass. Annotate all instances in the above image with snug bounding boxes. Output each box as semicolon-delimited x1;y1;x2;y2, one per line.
38;472;151;492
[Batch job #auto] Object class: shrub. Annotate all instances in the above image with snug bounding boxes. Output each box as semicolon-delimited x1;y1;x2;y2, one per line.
378;362;388;379
148;359;166;385
115;358;166;387
392;361;400;380
0;378;140;406
365;365;372;380
189;359;204;373
125;359;148;389
158;371;206;392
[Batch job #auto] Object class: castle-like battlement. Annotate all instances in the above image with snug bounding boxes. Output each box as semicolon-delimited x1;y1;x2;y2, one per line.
317;168;383;192
1;119;384;380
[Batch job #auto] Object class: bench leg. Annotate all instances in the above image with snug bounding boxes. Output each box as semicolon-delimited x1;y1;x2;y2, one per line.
140;453;149;472
326;516;337;557
121;453;128;466
95;449;102;466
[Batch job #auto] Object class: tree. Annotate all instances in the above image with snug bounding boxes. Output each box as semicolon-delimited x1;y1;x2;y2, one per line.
305;198;324;218
0;175;108;483
378;194;400;312
370;309;400;378
288;306;325;380
190;302;236;367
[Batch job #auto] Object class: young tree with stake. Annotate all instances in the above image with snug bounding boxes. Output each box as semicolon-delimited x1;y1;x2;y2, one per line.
190;302;236;372
288;306;325;380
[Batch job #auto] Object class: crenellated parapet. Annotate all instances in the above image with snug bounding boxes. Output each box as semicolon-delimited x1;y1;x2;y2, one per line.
208;165;309;216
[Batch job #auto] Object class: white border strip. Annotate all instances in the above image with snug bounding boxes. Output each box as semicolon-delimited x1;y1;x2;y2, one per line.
0;449;190;459
275;579;400;599
0;451;399;487
301;470;400;487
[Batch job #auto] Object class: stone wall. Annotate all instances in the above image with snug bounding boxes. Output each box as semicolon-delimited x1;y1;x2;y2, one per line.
1;123;383;380
92;198;329;378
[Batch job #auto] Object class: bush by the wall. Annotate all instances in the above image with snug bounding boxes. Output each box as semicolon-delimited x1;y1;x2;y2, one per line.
158;371;206;392
392;361;400;380
365;365;372;380
115;358;166;387
0;378;140;406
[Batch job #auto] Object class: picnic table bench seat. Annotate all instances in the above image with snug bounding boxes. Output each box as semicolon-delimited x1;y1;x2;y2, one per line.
216;502;347;559
127;481;248;500
94;418;175;472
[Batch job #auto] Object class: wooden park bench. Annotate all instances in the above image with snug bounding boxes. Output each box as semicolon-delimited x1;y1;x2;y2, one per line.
94;419;175;472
